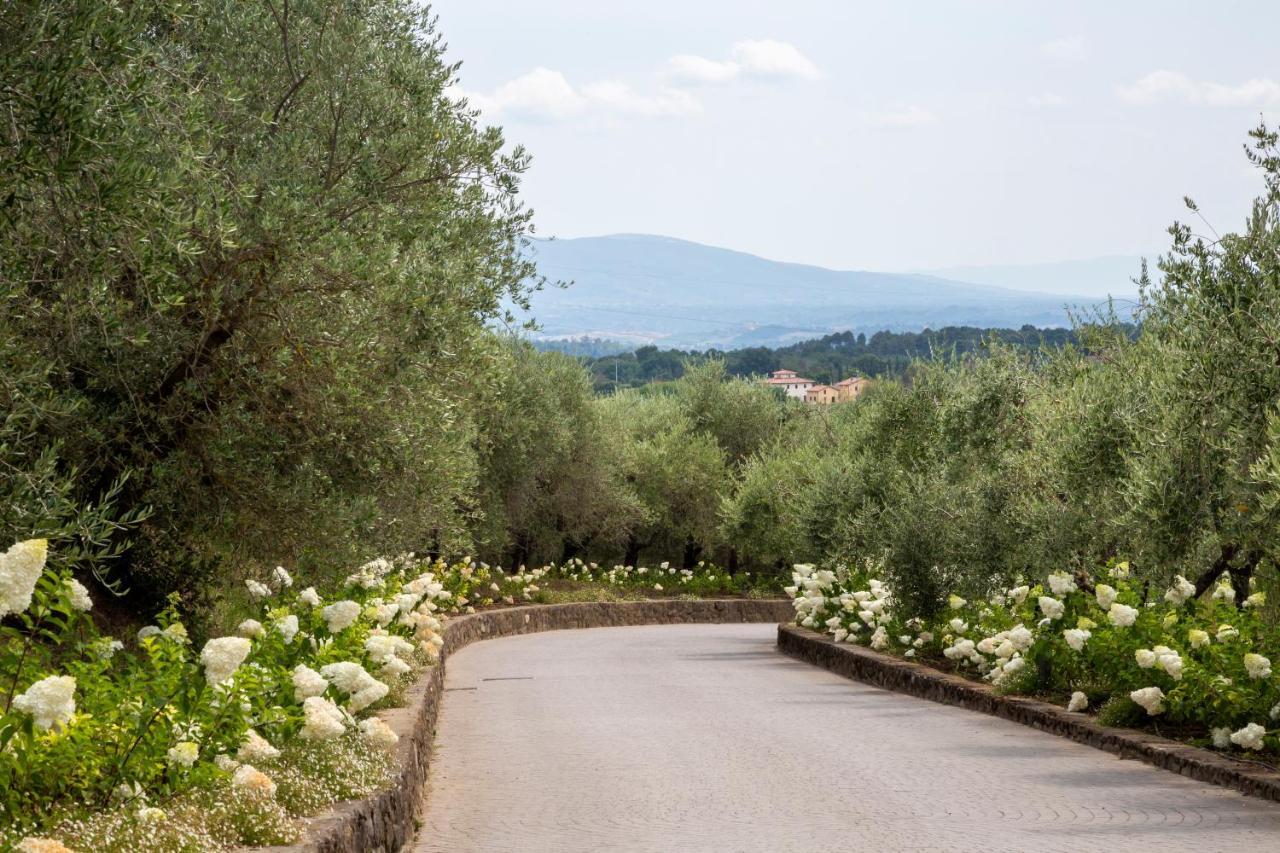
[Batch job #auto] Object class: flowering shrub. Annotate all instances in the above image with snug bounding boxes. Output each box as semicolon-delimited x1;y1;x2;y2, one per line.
790;559;1280;755
0;542;457;847
1;540;778;848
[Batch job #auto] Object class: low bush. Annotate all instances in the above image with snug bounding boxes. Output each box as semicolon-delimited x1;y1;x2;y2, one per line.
790;559;1279;754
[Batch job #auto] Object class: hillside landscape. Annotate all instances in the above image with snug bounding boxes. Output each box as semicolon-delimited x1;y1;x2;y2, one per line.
518;234;1146;349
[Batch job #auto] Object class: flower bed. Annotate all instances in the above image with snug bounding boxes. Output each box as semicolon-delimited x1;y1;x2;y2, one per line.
787;559;1280;758
0;542;782;852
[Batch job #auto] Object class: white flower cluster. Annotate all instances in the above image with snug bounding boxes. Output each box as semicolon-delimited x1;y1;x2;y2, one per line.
199;636;252;686
292;664;329;701
232;763;278;797
301;695;349;740
1130;686;1165;715
359;716;400;750
1134;646;1183;680
0;538;48;618
320;661;389;712
323;600;362;633
13;674;76;730
237;728;281;762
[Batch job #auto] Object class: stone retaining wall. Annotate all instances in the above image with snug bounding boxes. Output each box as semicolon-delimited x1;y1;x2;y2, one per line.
255;598;792;853
777;623;1280;803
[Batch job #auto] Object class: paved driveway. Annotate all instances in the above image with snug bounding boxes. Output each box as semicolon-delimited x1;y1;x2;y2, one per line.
415;623;1280;852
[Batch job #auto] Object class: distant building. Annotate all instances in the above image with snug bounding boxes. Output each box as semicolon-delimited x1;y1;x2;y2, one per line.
804;384;839;406
762;369;815;400
833;376;872;402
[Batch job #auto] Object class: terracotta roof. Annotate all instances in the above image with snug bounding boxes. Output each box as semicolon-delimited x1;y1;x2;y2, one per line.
764;376;814;385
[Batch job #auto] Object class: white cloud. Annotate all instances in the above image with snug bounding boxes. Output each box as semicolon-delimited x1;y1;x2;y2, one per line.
451;68;700;121
451;67;586;120
1028;92;1066;107
581;81;702;117
667;54;740;84
1041;36;1086;61
1117;70;1280;106
864;106;937;128
731;39;821;80
665;40;820;84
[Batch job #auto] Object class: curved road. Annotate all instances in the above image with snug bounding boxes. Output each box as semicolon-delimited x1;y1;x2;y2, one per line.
416;623;1280;852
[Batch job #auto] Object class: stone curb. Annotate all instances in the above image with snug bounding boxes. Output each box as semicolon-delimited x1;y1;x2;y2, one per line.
254;598;793;853
777;623;1280;804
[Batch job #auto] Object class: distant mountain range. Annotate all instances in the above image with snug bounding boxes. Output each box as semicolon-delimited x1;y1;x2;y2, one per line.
516;234;1148;350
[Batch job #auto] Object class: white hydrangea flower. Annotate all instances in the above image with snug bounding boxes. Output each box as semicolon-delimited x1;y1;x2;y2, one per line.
292;664;329;700
1230;722;1266;751
1007;585;1030;605
272;566;293;588
1244;653;1272;680
949;618;967;633
199;637;251;686
323;600;361;633
1093;584;1117;609
359;717;400;750
1217;624;1240;642
1135;648;1157;669
380;656;411;680
167;741;198;767
1211;579;1236;604
1188;629;1210;648
1212;726;1232;748
232;763;277;797
1067;691;1088;712
300;696;348;740
1063;628;1091;652
320;661;389;712
245;579;272;600
236;619;264;638
1152;646;1183;680
869;626;889;650
1047;572;1076;596
1164;575;1196;605
0;539;48;618
948;594;967;610
237;728;281;762
275;613;299;644
1245;591;1267;608
215;753;240;772
1038;596;1064;621
13;675;76;730
1107;602;1138;627
1130;686;1165;715
1270;702;1280;721
137;625;161;641
1109;562;1131;579
65;578;93;612
299;586;322;607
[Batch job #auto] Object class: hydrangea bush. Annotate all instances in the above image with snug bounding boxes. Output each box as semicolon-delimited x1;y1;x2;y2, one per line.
0;542;462;848
1;540;776;849
790;559;1279;754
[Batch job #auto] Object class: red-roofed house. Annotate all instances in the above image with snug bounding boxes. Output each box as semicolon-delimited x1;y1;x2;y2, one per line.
804;384;839;406
833;376;872;402
762;369;815;400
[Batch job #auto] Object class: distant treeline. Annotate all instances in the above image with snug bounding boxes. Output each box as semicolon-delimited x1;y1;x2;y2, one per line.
538;324;1138;391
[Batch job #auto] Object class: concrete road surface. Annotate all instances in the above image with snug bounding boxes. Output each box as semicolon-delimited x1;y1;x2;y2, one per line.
415;623;1280;852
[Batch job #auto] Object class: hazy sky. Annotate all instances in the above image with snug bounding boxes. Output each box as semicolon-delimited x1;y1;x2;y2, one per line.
433;1;1279;271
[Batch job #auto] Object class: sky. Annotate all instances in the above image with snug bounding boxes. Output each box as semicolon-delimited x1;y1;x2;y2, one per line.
432;1;1280;272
